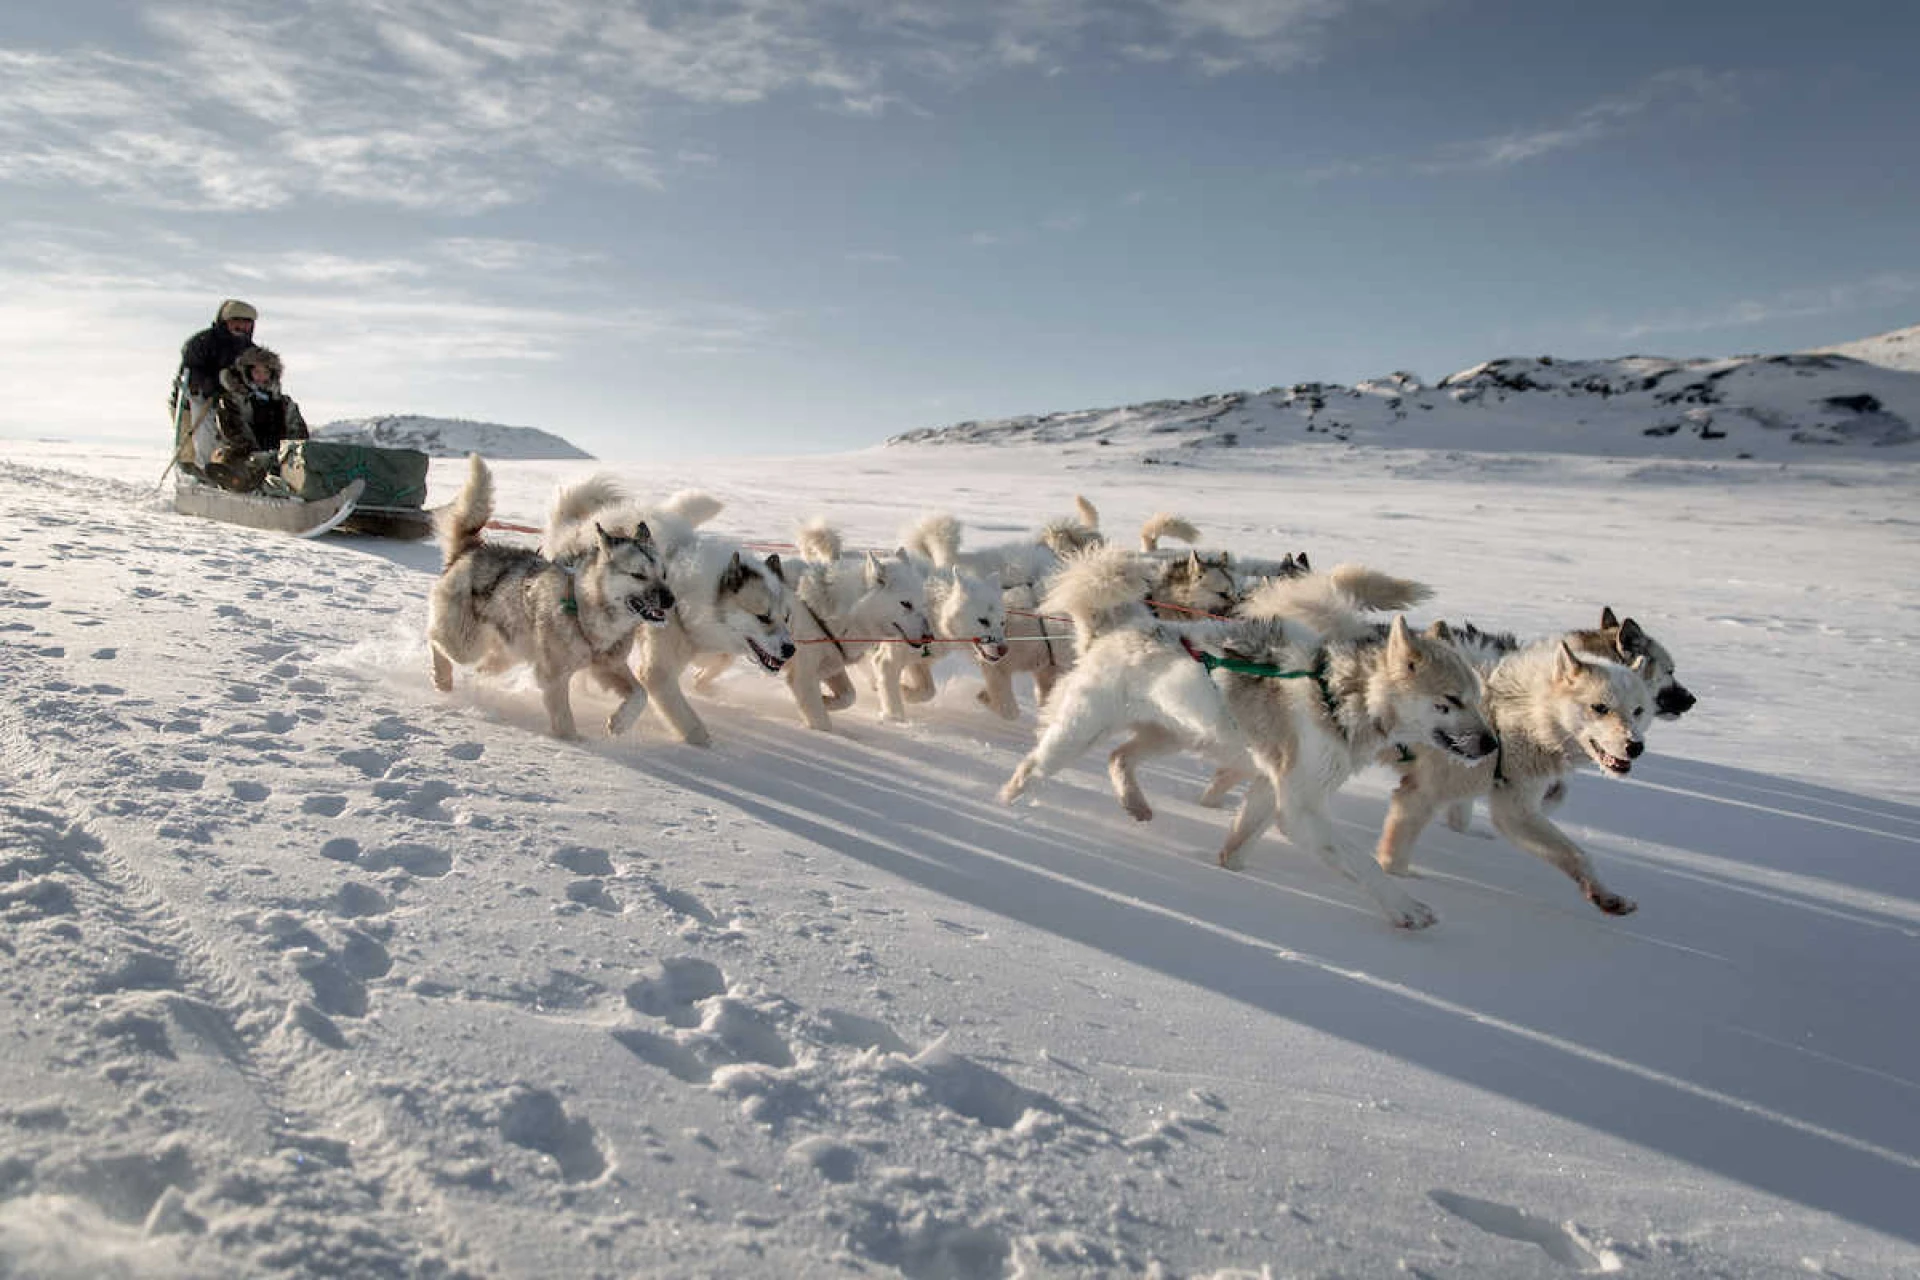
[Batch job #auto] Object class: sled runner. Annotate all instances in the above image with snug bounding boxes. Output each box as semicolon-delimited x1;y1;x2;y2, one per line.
174;476;367;538
170;440;435;540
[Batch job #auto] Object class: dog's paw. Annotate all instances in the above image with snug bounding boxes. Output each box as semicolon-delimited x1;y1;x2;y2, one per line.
1121;799;1153;823
1589;889;1637;916
1216;849;1246;871
681;726;713;749
1390;899;1438;930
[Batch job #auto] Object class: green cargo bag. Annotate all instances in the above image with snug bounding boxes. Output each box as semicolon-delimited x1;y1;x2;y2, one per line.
278;440;430;509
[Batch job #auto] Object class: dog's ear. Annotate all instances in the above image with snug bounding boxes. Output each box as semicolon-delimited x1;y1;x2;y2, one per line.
1187;550;1203;575
1387;614;1416;670
720;551;749;594
764;552;783;581
1600;605;1619;630
893;546;912;565
630;520;653;550
594;521;615;555
1295;551;1310;572
864;550;888;588
1280;553;1296;573
1615;616;1645;653
1555;639;1587;684
1425;618;1453;642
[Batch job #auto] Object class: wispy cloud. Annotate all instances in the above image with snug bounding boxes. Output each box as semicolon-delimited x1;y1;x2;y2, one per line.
0;1;1392;214
1421;68;1743;173
1589;274;1920;343
1304;68;1746;183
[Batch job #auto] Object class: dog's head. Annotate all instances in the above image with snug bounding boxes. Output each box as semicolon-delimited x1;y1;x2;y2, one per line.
856;548;936;655
1594;606;1695;719
1155;551;1238;620
595;521;675;625
717;550;795;673
933;566;1009;664
1552;639;1651;776
1379;617;1499;762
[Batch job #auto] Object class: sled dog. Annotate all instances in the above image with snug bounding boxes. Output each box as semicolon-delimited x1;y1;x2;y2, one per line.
999;547;1496;928
893;514;1011;709
776;519;936;730
428;455;674;739
1377;610;1684;914
545;478;793;747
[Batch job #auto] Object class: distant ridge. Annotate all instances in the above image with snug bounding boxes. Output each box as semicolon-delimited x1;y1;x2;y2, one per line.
315;414;592;460
889;329;1920;464
1809;322;1920;373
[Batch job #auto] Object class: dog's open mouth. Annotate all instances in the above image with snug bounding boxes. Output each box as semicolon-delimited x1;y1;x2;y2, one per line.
974;638;1010;664
628;595;672;625
1586;737;1633;775
1433;727;1497;762
895;624;934;659
747;636;786;673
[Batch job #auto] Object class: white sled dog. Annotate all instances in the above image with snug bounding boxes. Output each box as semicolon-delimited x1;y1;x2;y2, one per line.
928;497;1104;720
999;547;1497;928
776;519;936;730
545;477;794;747
428;454;674;739
1376;609;1685;914
894;514;1011;709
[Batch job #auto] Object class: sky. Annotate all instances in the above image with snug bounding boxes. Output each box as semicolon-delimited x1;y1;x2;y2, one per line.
3;0;1919;458
2;428;1918;1277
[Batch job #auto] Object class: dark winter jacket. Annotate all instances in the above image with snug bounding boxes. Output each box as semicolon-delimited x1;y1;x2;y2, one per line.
214;346;309;457
180;308;256;399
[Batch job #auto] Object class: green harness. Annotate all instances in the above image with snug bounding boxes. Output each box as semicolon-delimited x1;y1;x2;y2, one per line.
1183;639;1341;721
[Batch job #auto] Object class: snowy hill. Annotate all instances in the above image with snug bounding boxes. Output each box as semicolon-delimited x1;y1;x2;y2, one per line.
314;414;592;460
1810;322;1920;373
890;341;1920;462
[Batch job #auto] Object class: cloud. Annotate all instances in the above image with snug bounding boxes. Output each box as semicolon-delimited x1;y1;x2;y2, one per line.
0;1;1390;214
1590;274;1920;343
1419;68;1744;173
1303;67;1747;183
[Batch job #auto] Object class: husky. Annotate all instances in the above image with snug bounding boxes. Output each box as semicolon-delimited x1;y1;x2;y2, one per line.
1376;633;1655;914
999;547;1496;928
997;544;1267;814
1379;607;1689;912
894;514;1011;709
1433;608;1695;834
1137;514;1237;620
775;519;936;730
545;477;794;747
1194;563;1433;808
923;506;1093;722
427;455;673;739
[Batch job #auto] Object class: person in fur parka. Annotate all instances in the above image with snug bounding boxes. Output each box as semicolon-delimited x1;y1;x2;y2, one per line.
206;345;309;490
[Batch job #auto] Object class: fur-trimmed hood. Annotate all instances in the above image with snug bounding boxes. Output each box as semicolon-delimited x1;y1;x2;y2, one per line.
219;345;286;397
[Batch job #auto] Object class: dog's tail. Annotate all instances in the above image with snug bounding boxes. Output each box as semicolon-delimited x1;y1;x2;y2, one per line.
546;473;627;539
797;517;842;565
1139;512;1200;552
436;453;494;569
902;512;962;568
1042;544;1154;647
1238;563;1431;639
659;489;724;527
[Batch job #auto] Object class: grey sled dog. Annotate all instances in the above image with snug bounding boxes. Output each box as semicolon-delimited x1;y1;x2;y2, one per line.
999;547;1497;929
545;477;795;747
1376;610;1684;914
428;454;674;739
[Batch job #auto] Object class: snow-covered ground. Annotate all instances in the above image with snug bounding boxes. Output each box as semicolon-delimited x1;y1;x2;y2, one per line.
1;426;1917;1279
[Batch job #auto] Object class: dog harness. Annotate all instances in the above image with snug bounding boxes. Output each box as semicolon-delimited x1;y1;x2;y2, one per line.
1181;636;1339;720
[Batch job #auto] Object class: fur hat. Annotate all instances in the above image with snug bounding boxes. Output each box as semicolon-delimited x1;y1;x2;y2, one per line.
217;299;258;323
